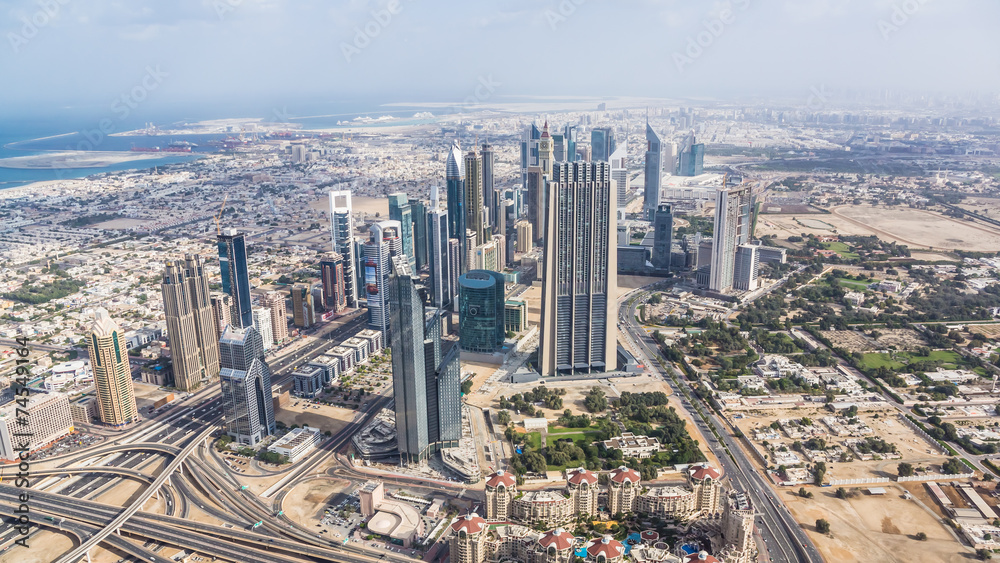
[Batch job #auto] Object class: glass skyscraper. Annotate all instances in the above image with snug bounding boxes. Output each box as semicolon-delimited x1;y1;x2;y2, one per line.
388;192;416;270
445;142;467;274
217;229;253;329
329;190;358;308
643;123;663;221
458;270;506;353
218;324;275;445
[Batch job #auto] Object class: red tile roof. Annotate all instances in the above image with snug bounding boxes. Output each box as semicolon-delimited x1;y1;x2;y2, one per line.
685;551;720;563
609;466;641;484
451;513;486;535
690;463;720;481
587;535;624;559
486;469;516;488
538;528;574;551
567;467;598;485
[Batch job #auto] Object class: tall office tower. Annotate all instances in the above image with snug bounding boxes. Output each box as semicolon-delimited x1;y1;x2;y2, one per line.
291;284;316;328
644;123;663;220
261;291;288;345
252;307;273;351
428;208;452;308
563;124;578;163
217;230;253;329
710;185;753;293
162;260;217;392
388;193;416;269
525;166;544;247
465;230;478;272
664;141;678;178
499;200;516;266
320;253;347;314
490;189;505;243
218;324;275;446
539;162;617;376
552;132;565;161
458;270;506;353
464;149;486;246
182;255;220;384
609;140;629;207
538;121;554;178
591;127;616;162
481;143;496;229
515;221;533;253
733;244;760;291
652;204;673;271
519;123;541;191
445;142;468;274
388;256;460;464
470;239;501;272
410;198;428;269
210;294;231;336
87;308;139;427
491;234;506;272
448;239;461;312
364;220;403;333
677;132;705;176
329;190;358;308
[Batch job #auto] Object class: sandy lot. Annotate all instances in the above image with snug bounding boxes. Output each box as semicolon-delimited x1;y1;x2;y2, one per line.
821;329;927;353
0;530;76;563
274;401;356;434
783;484;972;562
969;324;1000;340
282;478;352;528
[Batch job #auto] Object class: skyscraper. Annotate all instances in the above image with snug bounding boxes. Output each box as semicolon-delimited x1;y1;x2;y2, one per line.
388;193;416;269
520;123;541;192
427;208;452;309
481;142;496;230
219;324;275;445
388;256;460;464
539;121;554;178
464;149;486;247
210;294;231;336
591;127;616;162
161;256;220;392
563;124;578;163
291;284;315;328
644;123;663;220
540;162;617;376
733;244;760;291
515;221;533;253
320;253;347;314
677;132;705;177
525;166;544;247
448;239;461;312
252;307;273;351
261;291;288;345
329;190;359;308
365;220;403;334
458;270;506;353
710;185;753;293
87;308;139;427
610;140;629;208
652;204;673;271
410;198;428;270
217;229;253;329
446;142;467;274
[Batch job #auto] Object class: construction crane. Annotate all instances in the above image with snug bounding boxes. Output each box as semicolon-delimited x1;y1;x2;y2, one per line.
214;193;229;235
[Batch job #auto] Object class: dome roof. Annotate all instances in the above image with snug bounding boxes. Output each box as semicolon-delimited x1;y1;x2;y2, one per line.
609;466;641;484
567;467;598;485
451;513;486;535
587;535;624;559
685;551;719;563
538;528;574;551
486;469;516;488
690;463;721;481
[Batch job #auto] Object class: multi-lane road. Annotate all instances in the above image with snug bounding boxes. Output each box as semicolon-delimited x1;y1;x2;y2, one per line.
618;287;824;563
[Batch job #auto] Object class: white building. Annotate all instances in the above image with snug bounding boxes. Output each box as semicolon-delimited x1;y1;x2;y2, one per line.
253;307;273;351
0;393;74;461
267;425;322;462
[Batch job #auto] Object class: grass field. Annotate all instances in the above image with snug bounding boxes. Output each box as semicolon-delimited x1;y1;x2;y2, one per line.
525;432;541;450
823;276;876;291
547;425;601;434
860;350;961;371
546;431;602;448
822;241;860;259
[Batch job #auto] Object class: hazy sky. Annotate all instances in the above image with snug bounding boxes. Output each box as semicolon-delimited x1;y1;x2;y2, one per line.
2;0;998;117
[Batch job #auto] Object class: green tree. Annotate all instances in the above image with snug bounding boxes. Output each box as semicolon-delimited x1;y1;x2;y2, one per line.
835;487;848;500
584;387;607;413
915;532;927;541
461;379;473;394
816;519;831;534
814;461;827;485
898;462;914;477
497;410;511;426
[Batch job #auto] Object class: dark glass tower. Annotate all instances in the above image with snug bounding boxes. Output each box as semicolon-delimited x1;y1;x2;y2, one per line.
217;229;253;329
643;123;663;221
445;142;467;274
388;192;416;270
458;270;505;353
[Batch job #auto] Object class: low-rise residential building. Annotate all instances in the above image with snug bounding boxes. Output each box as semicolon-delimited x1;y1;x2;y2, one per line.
602;432;660;459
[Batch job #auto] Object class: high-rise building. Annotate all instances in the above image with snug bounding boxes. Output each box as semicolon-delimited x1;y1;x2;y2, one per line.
733;244;760;291
515;221;533;254
161;256;220;392
591;127;615;162
410;198;428;270
539;121;554;178
458;270;506;353
0;393;73;461
465;230;478;272
320;253;347;314
610;140;629;208
448;239;461;312
388;256;460;464
365;220;403;334
539;162;617;376
520;123;541;192
446;142;468;274
677;132;705;177
652;204;673;271
210;293;231;337
87;309;139;427
428;207;452;309
710;185;753;293
261;291;288;345
464;149;486;247
329;190;359;308
481;143;496;230
388;193;416;269
552;132;565;161
563;124;578;163
291;284;315;328
470;239;502;272
252;307;273;351
217;229;253;329
218;324;275;445
525;166;544;247
664;141;677;178
644;123;663;220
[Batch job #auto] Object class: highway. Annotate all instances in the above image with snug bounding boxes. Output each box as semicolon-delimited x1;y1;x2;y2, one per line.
618;287;824;563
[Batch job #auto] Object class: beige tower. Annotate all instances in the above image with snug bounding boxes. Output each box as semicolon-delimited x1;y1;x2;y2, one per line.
184;254;220;384
210;293;231;337
515;221;533;253
720;491;757;563
291;284;315;328
87;309;139;428
161;261;202;391
449;514;488;563
464;149;486;246
262;291;288;345
607;466;641;516
566;467;599;517
689;463;723;515
484;470;517;521
539;121;554;178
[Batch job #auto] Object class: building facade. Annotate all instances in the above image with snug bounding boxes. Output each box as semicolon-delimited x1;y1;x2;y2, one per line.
485;469;518;521
87;309;139;427
644;123;663;220
217;229;253;328
709;185;753;293
458;270;505;353
0;393;73;461
320;253;347;314
291;284;315;328
261;291;288;345
447;142;468;274
218;325;275;445
388;192;416;270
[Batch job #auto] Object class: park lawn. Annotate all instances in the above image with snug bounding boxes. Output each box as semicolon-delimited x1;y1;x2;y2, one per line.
860;350;962;371
546;431;602;448
822;241;860;259
525;432;542;450
548;425;601;434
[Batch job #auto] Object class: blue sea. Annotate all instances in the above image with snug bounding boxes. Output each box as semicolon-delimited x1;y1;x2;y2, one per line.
0;100;443;190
